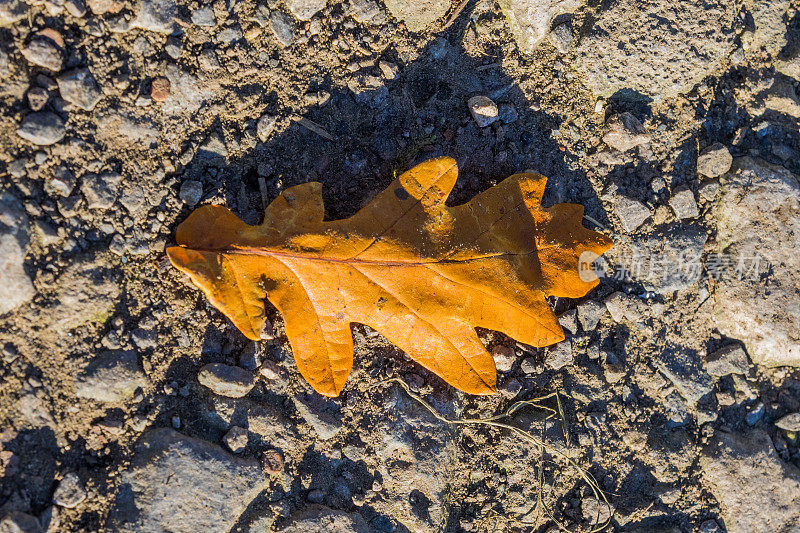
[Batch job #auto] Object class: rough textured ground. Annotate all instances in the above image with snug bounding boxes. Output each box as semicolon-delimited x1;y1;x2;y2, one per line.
1;0;800;531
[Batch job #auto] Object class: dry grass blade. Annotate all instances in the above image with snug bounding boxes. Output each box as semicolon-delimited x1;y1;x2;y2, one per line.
372;377;612;532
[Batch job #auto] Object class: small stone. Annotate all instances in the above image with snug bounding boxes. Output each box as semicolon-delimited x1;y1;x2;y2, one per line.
350;0;382;23
0;512;42;533
256;114;277;142
261;449;284;475
44;166;76;198
150;77;170;102
520;357;541;374
171;415;181;429
467;95;499;128
164;36;182;59
34;220;59;245
75;350;147;402
285;0;326;21
775;413;800;432
27;87;49;111
378;60;399;79
746;402;765;426
106;429;268;532
500;378;522;399
697;142;732;178
190;6;214;26
549;22;574;53
577;300;603;331
602;112;650;152
132;0;176;33
64;0;86;16
705;344;750;377
614;196;651;233
699;180;719;202
499;0;580;52
53;473;86;509
17;112;65;146
57;68;102;111
669;187;699;220
179;180;203;205
21;37;62;71
81;171;122;209
270;12;295;47
546;341;573;370
557;309;578;333
604;292;644;323
491;344;515;373
223;426;248;453
699;520;723;533
198;364;255;398
0;0;28;25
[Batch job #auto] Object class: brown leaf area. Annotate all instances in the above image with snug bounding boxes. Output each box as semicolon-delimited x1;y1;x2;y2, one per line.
167;157;612;397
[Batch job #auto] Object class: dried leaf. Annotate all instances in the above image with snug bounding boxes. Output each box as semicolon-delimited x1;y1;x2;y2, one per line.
167;157;612;396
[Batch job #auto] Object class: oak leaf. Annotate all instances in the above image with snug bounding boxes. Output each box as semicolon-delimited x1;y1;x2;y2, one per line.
167;157;612;397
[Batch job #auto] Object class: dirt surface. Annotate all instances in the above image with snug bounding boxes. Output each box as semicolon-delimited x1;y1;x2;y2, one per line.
2;0;800;531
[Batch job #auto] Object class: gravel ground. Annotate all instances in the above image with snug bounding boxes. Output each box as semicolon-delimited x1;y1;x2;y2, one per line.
1;0;800;531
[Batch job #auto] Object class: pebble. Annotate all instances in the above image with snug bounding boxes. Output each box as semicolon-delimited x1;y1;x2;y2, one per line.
64;0;86;16
520;357;541;374
614;196;652;232
669;187;699;219
223;426;248;453
270;12;295;47
549;22;574;53
132;0;176;33
467;95;499;128
74;350;147;403
775;413;800;432
256;113;277;142
190;6;214;26
500;378;522;399
546;341;573;370
602;112;650;151
106;429;268;531
53;473;86;508
179;180;203;205
705;344;751;377
45;166;76;197
378;60;399;79
27;87;49;111
57;68;102;111
82;171;122;209
746;402;765;426
491;344;515;372
285;0;326;20
0;512;42;533
498;103;518;124
197;363;256;398
261;449;284;475
17;112;65;145
165;36;182;59
699;180;720;202
577;300;603;331
0;0;28;25
21;36;62;71
557;309;578;333
150;76;170;102
697;142;733;178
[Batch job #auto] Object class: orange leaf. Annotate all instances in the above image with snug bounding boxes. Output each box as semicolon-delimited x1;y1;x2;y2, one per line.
167;157;612;397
